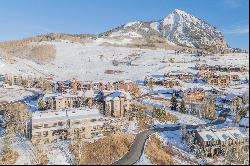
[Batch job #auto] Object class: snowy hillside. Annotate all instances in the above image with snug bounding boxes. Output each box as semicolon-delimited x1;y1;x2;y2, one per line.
0;40;248;84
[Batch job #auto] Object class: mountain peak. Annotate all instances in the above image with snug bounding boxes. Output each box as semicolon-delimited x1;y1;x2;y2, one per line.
173;9;188;15
101;9;229;53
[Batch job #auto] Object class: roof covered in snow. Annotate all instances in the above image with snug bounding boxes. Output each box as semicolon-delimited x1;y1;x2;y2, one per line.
239;117;249;127
197;130;218;141
32;107;102;123
228;128;247;139
42;92;83;101
104;90;132;101
197;127;247;142
84;90;95;98
214;130;235;141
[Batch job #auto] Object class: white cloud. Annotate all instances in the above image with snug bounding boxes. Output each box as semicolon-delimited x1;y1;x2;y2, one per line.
223;25;249;34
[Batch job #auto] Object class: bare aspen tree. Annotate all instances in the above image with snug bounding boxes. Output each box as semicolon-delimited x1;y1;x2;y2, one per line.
33;145;49;165
222;141;249;165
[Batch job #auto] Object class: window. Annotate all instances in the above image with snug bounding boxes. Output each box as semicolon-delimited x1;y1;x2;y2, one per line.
36;132;41;136
33;125;42;129
58;122;63;126
43;131;48;136
44;124;49;128
74;121;80;125
90;119;96;122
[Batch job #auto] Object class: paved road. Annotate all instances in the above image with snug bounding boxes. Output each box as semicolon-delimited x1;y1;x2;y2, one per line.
113;110;229;165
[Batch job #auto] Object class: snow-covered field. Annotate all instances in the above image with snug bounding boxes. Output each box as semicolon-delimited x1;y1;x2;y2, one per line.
0;86;34;103
0;135;74;165
123;120;139;135
166;109;209;125
0;40;248;83
136;132;198;165
135;152;153;165
44;141;74;165
0;135;35;165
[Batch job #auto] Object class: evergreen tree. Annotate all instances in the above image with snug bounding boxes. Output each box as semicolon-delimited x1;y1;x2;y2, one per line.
105;104;111;117
148;78;154;93
38;98;46;110
238;108;247;118
48;99;53;110
208;98;217;120
152;107;166;119
170;93;178;111
179;99;186;113
21;79;28;88
203;97;217;120
169;81;174;88
144;77;148;86
136;109;146;119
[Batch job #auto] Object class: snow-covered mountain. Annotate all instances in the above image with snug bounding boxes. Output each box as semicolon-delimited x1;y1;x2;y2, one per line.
158;9;228;53
101;9;229;53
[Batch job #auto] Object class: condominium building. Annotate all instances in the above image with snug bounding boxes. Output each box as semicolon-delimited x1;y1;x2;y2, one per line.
30;108;120;144
184;88;205;102
42;92;84;110
194;127;248;157
103;90;132;118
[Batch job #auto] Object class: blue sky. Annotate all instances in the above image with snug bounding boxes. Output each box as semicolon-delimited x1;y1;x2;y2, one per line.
0;0;249;50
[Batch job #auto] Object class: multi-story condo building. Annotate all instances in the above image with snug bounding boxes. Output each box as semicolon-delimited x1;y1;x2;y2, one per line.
103;90;132;118
207;75;230;87
184;88;205;102
165;70;194;81
30;108;120;144
42;92;84;110
194;127;248;157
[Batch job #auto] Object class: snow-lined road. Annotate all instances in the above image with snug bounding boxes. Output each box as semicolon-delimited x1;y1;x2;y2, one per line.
113;110;228;165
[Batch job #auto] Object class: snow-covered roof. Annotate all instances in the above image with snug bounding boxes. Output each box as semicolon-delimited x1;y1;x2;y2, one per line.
43;92;83;101
222;93;243;101
63;80;71;85
104;90;132;101
123;79;133;83
214;130;235;141
84;90;95;98
239;117;249;128
205;88;220;93
67;108;102;120
61;93;82;98
168;70;193;76
185;87;204;93
148;74;180;82
32;111;68;123
224;93;237;101
197;130;218;141
198;128;247;142
228;128;247;139
32;108;102;123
